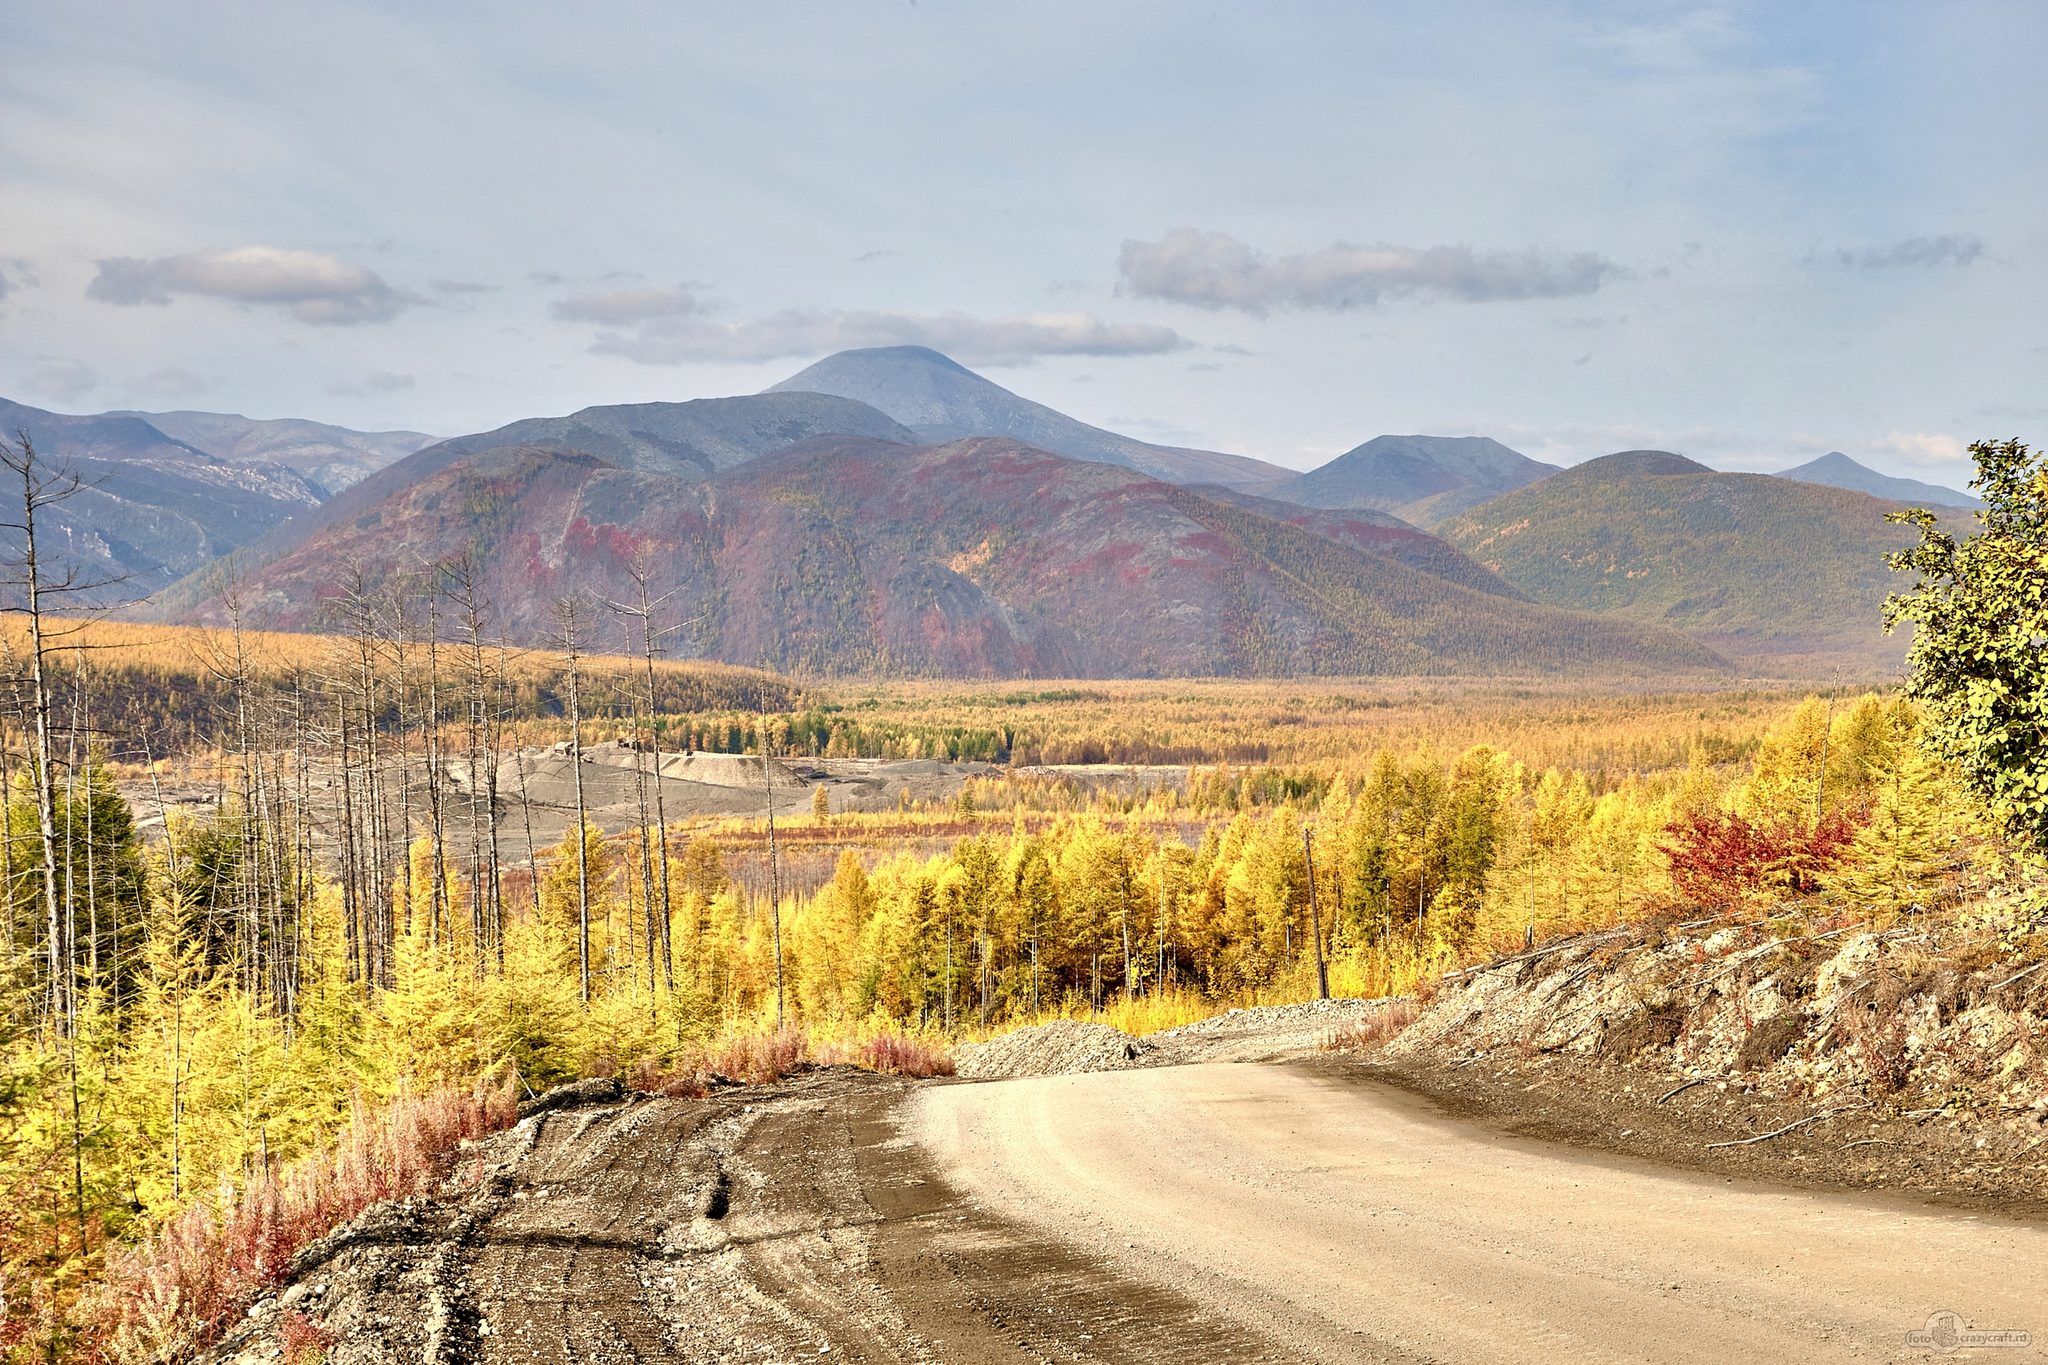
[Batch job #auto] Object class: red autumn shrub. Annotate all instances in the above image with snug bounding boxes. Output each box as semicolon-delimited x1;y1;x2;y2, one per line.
1663;808;1866;902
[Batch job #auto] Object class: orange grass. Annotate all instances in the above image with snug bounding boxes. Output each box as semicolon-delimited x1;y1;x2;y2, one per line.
89;1076;520;1365
1321;999;1422;1053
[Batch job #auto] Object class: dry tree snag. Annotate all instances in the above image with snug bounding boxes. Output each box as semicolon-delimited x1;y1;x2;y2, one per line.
605;549;679;1005
0;428;133;1257
552;594;594;1004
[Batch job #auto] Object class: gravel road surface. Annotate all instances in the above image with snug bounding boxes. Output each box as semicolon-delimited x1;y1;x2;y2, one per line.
915;1061;2048;1364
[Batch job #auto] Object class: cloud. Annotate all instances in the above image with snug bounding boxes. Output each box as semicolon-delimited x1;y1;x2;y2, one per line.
23;359;99;403
1118;230;1617;313
550;285;707;325
129;367;217;400
1870;431;1968;467
430;278;495;295
86;246;416;324
326;370;417;397
584;309;1191;367
0;257;37;312
1841;235;1984;270
855;249;897;262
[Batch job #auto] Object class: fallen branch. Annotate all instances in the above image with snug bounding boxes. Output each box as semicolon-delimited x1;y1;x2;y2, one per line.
1441;928;1635;980
1706;1106;1853;1150
1839;1139;1895;1150
1678;922;1868;994
1658;1077;1710;1103
1990;960;2048;991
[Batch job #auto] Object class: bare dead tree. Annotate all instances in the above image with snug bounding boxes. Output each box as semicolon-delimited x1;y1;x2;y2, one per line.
604;547;683;1001
761;716;783;1029
0;429;131;1258
421;574;449;950
0;430;127;1035
442;553;501;974
551;595;594;1004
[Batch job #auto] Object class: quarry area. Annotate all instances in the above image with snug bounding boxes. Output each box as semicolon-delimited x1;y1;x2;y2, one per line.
199;910;2048;1365
127;745;1000;858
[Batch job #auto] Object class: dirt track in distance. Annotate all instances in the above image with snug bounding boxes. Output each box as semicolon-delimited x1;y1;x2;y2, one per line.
914;1061;2048;1364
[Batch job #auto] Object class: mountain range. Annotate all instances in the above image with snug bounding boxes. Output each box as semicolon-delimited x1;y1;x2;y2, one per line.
1439;450;1968;669
180;436;1721;678
102;409;435;496
4;345;1980;677
0;397;322;595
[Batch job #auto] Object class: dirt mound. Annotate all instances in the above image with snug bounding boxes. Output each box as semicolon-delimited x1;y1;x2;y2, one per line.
1370;915;2048;1206
655;751;812;787
1143;997;1383;1063
955;999;1391;1077
954;1019;1151;1078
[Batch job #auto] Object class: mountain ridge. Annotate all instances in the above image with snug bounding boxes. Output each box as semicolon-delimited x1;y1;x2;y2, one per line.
1269;434;1562;526
1776;451;1982;510
106;409;436;495
0;396;326;595
1440;449;1970;669
174;435;1725;679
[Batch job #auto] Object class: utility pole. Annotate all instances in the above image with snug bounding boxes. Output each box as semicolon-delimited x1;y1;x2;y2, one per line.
1303;828;1329;1000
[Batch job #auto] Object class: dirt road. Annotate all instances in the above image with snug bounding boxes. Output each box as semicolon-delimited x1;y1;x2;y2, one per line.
915;1062;2048;1364
219;1049;2044;1365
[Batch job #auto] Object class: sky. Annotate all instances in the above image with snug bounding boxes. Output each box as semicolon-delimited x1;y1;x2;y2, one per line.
3;2;2044;487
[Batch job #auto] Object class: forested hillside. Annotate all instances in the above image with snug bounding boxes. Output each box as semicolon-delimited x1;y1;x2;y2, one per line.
1440;450;1966;669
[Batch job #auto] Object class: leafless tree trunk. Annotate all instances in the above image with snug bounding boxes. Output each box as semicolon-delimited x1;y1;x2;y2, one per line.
552;596;594;1003
762;722;783;1029
1303;828;1329;1001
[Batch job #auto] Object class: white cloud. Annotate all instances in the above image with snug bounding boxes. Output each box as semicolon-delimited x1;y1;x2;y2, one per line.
1118;230;1617;313
129;366;217;399
429;278;494;295
1869;431;1969;467
22;358;99;403
326;370;417;397
86;246;416;324
550;285;707;325
1841;235;1984;270
585;308;1190;367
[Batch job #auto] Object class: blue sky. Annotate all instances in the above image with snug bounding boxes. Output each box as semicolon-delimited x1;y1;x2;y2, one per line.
3;2;2042;486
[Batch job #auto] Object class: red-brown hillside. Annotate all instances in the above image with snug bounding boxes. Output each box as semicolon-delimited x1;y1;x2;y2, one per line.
180;436;1724;678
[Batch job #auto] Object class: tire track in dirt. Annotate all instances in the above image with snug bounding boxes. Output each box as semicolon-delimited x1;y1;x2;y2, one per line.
239;1068;1295;1365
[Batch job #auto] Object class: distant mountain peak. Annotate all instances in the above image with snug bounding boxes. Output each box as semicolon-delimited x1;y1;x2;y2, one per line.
765;347;1292;490
1271;433;1562;527
817;344;977;375
1777;451;1981;509
1567;450;1712;478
